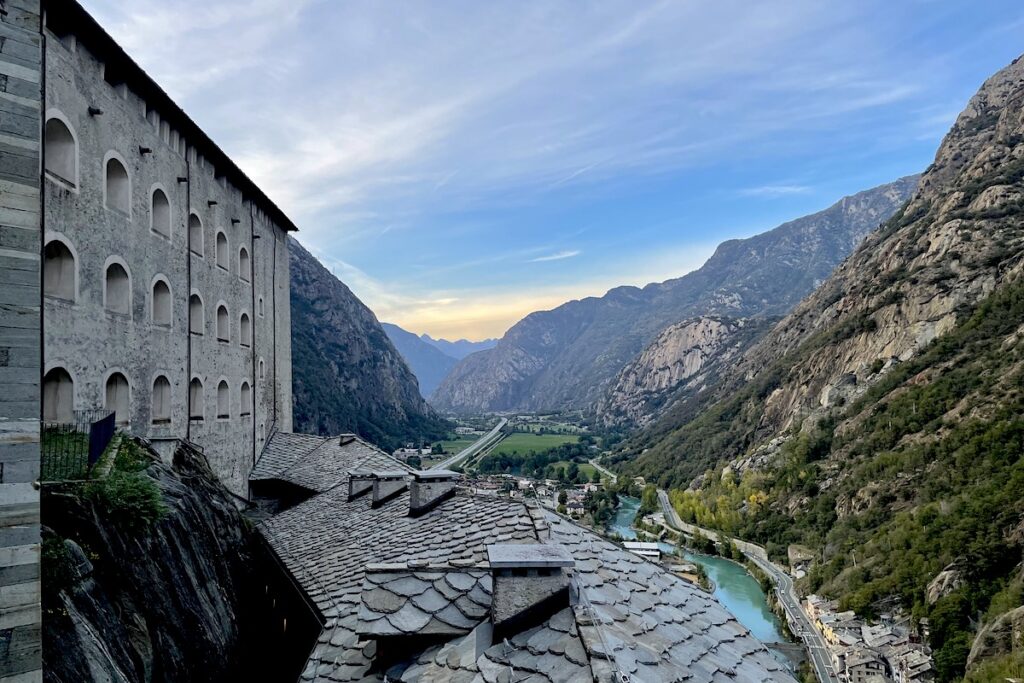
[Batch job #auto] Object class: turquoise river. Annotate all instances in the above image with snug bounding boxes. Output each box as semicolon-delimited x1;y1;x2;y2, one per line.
608;496;786;644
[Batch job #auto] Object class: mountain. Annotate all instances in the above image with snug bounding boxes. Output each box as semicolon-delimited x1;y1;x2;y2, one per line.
381;323;459;397
622;54;1024;682
289;240;450;451
596;316;775;428
431;176;920;414
420;334;498;360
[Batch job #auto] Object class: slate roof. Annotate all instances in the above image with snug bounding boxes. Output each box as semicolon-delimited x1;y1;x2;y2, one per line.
258;470;797;683
356;568;492;637
250;431;408;493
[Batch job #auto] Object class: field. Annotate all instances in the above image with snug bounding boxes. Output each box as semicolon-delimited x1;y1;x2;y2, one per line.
547;460;598;479
487;433;579;456
438;438;476;454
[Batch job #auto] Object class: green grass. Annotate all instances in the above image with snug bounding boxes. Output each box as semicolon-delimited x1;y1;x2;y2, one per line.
488;433;579;456
438;438;476;454
547;460;597;478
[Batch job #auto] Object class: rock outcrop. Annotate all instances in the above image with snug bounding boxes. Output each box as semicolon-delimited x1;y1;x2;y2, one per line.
597;316;773;427
967;605;1024;670
289;240;450;451
432;176;919;414
41;442;260;683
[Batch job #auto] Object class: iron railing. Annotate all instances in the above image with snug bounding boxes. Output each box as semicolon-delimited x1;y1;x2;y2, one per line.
41;409;116;481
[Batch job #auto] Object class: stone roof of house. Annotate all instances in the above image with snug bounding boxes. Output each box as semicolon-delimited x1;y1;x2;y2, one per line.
250;431;408;493
258;468;796;683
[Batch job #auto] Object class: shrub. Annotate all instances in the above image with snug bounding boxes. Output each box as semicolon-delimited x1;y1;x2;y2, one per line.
86;471;166;533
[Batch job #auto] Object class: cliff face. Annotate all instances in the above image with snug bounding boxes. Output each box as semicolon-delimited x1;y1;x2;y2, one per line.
289;240;449;450
42;442;260;683
597;316;773;428
431;177;919;415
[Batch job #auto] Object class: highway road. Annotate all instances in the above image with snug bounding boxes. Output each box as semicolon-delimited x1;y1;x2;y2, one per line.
656;489;839;683
431;418;508;470
588;457;617;483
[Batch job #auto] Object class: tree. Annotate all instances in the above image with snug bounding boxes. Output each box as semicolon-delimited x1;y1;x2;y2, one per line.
431;443;443;455
591;470;601;483
406;455;422;469
558;490;568;505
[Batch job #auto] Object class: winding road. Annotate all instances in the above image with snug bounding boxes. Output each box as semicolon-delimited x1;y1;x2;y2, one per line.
656;489;839;683
431;418;508;470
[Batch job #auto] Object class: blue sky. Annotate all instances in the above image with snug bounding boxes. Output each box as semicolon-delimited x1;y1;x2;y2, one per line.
85;1;1024;340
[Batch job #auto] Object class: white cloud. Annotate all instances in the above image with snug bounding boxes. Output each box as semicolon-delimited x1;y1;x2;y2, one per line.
739;184;813;198
529;250;581;263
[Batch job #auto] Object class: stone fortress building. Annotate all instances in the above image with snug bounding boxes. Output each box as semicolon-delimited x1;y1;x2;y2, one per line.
38;1;294;495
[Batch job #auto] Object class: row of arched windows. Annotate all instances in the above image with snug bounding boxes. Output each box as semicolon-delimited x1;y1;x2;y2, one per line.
43;367;254;425
44;237;252;344
44;115;251;281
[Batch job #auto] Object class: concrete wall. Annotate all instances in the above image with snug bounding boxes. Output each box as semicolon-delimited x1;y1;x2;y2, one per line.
40;13;293;497
0;0;43;679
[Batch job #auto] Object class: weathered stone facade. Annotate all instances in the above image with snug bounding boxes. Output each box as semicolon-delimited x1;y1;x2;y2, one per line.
39;1;294;496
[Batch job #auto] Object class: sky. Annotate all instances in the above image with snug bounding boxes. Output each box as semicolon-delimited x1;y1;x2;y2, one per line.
84;1;1024;340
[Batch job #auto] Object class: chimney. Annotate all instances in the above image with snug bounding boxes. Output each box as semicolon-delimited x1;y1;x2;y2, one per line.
487;544;574;642
348;469;374;501
408;469;460;517
371;471;408;508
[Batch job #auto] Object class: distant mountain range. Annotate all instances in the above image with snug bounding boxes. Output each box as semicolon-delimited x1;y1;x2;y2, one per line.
419;334;498;360
381;324;459;397
289;241;450;451
431;175;920;415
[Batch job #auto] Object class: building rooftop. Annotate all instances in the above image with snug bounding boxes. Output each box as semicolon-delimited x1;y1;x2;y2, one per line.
251;431;408;493
256;444;796;682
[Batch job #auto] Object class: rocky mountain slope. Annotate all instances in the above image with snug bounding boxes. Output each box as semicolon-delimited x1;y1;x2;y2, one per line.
622;54;1024;682
431;176;919;414
290;241;449;451
420;333;497;360
381;323;459;397
597;316;774;428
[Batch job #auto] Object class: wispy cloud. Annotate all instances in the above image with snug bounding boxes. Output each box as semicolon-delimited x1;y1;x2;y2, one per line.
529;250;581;263
739;184;813;198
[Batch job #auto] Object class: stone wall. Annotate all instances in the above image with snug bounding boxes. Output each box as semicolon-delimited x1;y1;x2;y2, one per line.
0;0;42;679
40;7;293;497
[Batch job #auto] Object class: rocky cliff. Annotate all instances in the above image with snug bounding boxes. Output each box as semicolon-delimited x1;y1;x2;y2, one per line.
381;323;458;398
431;176;919;415
42;441;260;683
597;316;773;427
623;54;1024;682
290;240;450;450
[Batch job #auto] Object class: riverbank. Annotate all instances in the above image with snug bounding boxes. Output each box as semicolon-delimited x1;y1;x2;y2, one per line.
607;496;788;645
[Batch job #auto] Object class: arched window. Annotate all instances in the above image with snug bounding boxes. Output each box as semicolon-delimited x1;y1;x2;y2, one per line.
152;375;171;424
189;294;204;335
240;382;251;416
215;232;229;270
239;247;250;282
104;262;130;315
43;240;75;301
189;378;204;419
105;372;130;426
216;304;229;341
104;157;130;214
189;214;203;255
151;188;171;237
259;358;265;380
44;117;77;186
152;279;171;325
240;313;251;347
43;367;74;422
217;380;229;419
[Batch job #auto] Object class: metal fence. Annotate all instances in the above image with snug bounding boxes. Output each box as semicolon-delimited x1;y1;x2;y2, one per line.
41;409;116;481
